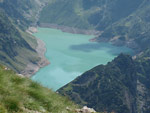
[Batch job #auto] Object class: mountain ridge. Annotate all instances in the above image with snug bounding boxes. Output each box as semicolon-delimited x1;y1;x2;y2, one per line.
58;52;150;113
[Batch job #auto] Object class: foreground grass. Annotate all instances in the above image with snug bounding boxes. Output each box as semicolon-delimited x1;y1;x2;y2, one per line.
0;65;78;113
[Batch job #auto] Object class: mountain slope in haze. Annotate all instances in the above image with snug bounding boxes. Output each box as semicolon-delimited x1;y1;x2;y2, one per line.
58;52;150;113
39;0;92;29
0;65;78;113
97;0;150;52
0;9;39;74
0;0;49;28
39;0;150;52
39;0;143;30
0;0;50;75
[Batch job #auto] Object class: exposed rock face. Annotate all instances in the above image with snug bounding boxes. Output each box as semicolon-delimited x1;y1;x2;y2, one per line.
75;106;96;113
66;106;96;113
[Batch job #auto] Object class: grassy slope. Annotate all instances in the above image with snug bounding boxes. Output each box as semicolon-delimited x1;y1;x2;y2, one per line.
0;65;78;113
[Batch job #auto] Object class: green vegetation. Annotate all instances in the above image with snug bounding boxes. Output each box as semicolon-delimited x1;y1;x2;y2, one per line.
0;65;78;113
59;52;150;113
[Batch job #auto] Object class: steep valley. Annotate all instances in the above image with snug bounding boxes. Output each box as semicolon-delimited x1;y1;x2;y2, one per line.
0;0;150;113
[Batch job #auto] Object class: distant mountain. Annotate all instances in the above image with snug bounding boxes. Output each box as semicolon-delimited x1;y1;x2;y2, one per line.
59;51;150;113
39;0;143;30
97;0;150;52
39;0;150;52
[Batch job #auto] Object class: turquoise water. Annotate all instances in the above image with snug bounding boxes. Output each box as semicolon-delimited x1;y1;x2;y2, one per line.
31;28;133;91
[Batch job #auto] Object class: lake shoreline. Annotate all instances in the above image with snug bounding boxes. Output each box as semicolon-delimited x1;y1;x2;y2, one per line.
39;23;139;53
21;28;50;77
23;25;100;77
24;25;136;78
30;27;133;90
39;23;102;36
